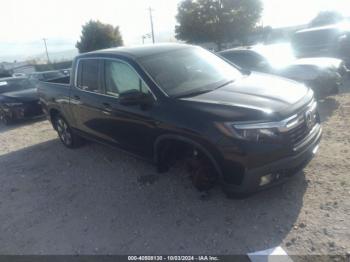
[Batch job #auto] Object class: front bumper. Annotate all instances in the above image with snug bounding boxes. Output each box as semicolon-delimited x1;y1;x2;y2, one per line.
222;125;322;194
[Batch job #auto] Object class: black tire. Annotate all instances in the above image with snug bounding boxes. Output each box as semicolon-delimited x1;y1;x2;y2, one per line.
186;150;218;192
53;115;84;148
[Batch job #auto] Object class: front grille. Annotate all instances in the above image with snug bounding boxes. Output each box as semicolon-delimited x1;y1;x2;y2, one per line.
287;121;309;146
285;105;319;148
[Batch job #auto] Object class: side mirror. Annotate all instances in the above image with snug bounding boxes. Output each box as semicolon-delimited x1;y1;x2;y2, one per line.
119;89;152;106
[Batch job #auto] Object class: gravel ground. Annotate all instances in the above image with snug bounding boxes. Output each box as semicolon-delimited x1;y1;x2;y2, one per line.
0;86;349;256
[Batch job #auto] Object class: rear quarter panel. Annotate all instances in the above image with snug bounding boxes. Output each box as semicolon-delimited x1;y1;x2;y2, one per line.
37;81;76;127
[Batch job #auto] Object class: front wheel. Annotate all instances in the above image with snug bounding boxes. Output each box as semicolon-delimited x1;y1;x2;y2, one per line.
186;149;218;192
54;115;83;148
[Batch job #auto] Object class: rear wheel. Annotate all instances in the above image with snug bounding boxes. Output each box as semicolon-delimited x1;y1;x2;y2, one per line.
54;115;83;148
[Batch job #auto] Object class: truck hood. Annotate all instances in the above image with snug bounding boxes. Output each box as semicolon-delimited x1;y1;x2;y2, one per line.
180;72;310;117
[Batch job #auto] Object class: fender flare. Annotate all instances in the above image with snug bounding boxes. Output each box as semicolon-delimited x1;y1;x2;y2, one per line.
153;134;223;177
48;107;65;131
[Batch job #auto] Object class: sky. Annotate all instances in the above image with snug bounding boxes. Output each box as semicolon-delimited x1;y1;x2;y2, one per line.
0;0;350;62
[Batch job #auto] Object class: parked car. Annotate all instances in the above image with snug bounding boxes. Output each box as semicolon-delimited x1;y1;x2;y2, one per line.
29;70;66;82
292;22;350;62
38;44;322;196
0;72;11;78
0;77;33;94
0;78;43;125
219;44;345;99
12;73;26;78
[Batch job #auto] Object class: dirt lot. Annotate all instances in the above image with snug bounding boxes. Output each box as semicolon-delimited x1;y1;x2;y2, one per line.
0;87;349;256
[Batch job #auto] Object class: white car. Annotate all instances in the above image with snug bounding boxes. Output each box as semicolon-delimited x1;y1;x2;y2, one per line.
12;73;26;78
219;44;346;99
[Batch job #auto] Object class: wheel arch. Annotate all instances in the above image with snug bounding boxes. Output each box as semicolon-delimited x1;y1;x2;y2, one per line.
49;108;61;129
153;134;223;177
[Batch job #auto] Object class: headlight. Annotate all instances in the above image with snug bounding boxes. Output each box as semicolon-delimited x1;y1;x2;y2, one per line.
217;121;282;143
232;124;280;143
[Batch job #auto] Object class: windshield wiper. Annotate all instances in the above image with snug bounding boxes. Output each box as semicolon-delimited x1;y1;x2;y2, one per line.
175;80;235;99
214;79;235;90
175;89;214;98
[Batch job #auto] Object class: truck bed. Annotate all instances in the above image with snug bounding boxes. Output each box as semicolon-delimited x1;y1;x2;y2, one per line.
37;77;71;118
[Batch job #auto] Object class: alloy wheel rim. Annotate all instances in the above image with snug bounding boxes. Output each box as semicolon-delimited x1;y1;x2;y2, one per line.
56;118;72;145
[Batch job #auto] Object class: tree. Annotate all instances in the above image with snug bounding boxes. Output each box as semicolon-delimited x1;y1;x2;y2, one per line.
76;20;124;53
309;11;344;28
175;0;263;50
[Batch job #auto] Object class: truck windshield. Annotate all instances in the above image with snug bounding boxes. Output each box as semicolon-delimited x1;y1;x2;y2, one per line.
139;47;241;98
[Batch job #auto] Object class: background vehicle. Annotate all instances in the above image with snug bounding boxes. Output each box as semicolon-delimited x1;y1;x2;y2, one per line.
219;44;345;99
12;73;26;78
0;77;34;94
29;70;66;82
292;22;350;62
38;44;321;196
0;78;43;125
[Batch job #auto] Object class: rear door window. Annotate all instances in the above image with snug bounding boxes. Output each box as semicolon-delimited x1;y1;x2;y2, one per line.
78;59;101;93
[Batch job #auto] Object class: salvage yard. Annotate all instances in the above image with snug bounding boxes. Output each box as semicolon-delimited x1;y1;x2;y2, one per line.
0;86;349;255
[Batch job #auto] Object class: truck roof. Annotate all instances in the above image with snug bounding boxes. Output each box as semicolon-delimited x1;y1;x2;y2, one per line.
296;22;350;34
77;43;191;60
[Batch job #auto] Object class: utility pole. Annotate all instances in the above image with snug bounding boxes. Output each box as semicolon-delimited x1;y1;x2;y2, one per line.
142;33;151;44
42;38;50;64
148;7;155;44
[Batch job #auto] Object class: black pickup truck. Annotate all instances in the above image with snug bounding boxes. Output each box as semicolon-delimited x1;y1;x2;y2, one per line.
38;43;322;196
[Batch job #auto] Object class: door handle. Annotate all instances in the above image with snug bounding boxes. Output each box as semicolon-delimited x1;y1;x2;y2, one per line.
73;95;80;100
